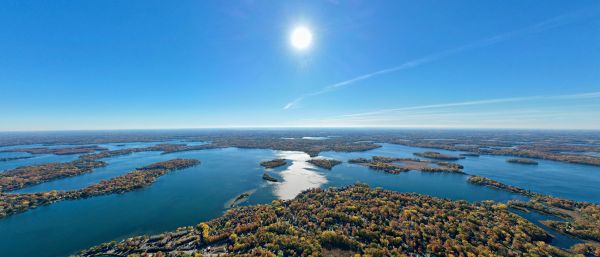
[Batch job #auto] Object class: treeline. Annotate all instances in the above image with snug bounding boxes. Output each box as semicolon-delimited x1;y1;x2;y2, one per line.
0;159;199;219
79;184;572;256
488;148;600;166
80;143;220;160
0;145;107;155
2;130;598;166
1;134;382;159
207;136;381;157
0;159;106;192
393;140;600;167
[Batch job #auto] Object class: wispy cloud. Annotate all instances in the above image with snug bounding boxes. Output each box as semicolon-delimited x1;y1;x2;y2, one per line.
342;96;542;117
342;91;600;117
283;6;600;110
284;91;600;129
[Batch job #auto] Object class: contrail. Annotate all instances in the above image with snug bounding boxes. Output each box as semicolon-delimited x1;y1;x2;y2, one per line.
283;6;600;110
341;91;600;117
286;91;600;128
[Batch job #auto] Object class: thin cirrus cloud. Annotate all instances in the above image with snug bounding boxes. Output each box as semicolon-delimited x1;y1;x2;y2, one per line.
288;91;600;128
282;6;600;110
341;91;600;118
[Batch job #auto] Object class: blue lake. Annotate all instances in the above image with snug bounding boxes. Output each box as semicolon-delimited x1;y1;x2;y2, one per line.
0;151;80;172
0;140;207;172
0;142;598;256
321;143;600;203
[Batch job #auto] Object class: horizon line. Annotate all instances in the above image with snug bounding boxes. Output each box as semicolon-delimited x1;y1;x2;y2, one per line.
2;126;600;133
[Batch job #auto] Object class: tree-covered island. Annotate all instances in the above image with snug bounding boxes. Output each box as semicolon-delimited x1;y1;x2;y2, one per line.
262;173;278;182
507;158;539;165
349;156;464;174
413;151;465;160
260;159;287;169
307;158;342;170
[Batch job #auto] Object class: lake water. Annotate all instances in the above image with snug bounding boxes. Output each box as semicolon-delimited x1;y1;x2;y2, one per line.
320;143;600;203
0;142;598;256
0;140;207;172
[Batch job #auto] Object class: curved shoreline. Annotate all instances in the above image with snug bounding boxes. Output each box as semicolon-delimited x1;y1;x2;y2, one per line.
78;184;575;257
0;159;199;219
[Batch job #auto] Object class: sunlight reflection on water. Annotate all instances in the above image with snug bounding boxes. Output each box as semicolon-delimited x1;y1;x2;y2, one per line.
274;151;327;200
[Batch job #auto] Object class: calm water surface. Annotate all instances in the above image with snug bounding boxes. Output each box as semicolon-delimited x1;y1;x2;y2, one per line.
321;143;600;203
0;141;207;172
0;142;598;256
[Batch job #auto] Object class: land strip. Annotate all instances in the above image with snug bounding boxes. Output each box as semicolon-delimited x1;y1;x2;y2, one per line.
0;159;199;219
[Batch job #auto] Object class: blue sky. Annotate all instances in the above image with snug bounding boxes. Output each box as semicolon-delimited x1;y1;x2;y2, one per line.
1;0;599;131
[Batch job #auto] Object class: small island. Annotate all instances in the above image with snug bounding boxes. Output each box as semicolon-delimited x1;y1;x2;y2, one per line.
507;158;538;165
260;159;287;168
307;158;342;170
262;173;278;182
229;192;251;208
349;156;464;174
234;192;250;202
414;151;465;160
348;158;370;164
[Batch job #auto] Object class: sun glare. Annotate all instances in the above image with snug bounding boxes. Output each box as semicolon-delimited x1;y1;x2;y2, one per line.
290;26;313;50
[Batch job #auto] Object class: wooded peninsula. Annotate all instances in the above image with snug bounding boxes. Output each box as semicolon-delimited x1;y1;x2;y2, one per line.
79;184;576;257
0;159;199;219
468;175;600;254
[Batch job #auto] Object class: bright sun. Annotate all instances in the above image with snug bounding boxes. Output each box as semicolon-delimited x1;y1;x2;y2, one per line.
290;26;313;50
